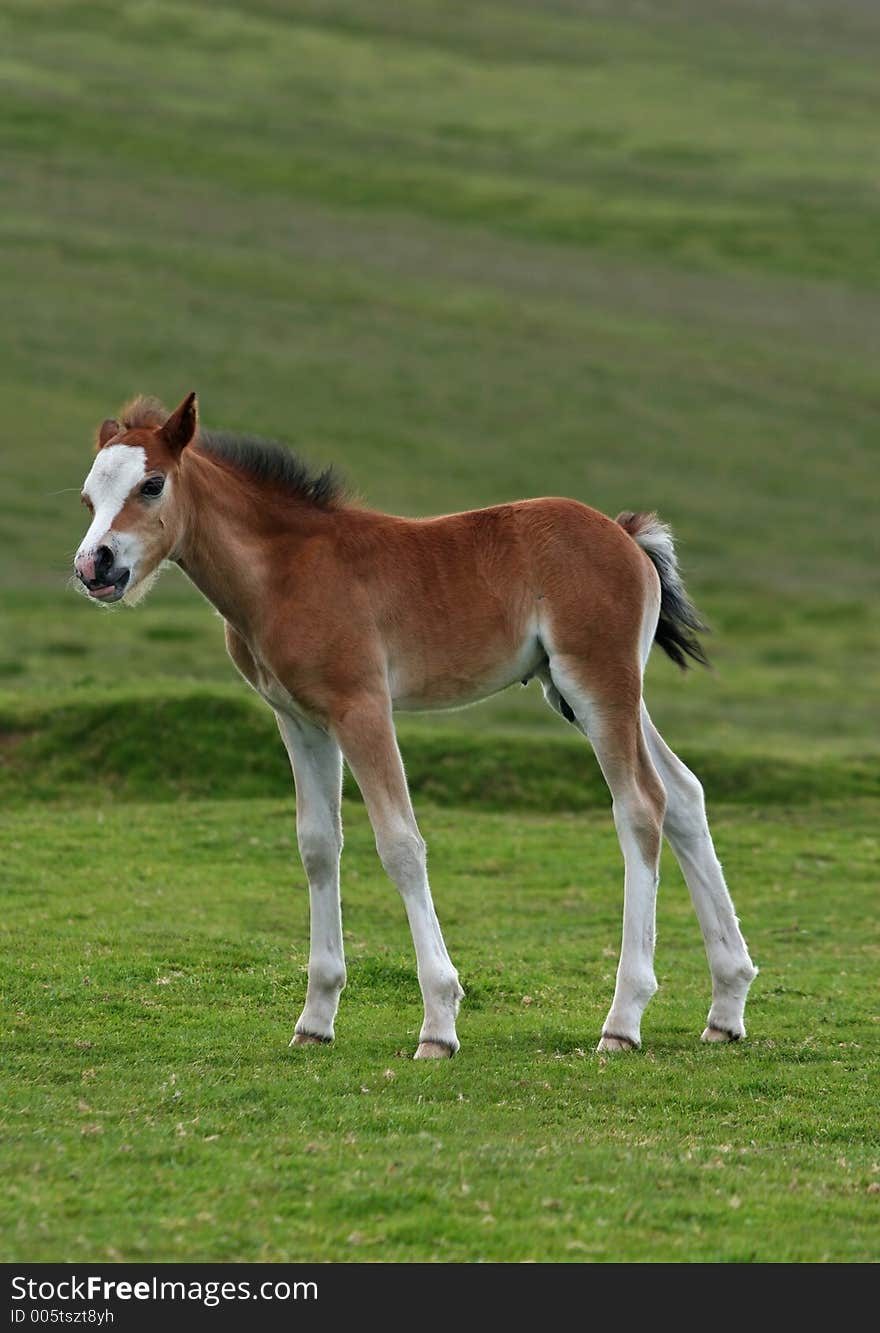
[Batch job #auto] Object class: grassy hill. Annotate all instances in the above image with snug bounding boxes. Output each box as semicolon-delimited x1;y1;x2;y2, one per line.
1;0;878;772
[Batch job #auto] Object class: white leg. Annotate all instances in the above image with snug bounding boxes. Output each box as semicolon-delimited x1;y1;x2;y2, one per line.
276;712;346;1045
376;811;463;1056
642;705;757;1040
597;792;662;1051
548;661;665;1051
332;696;463;1058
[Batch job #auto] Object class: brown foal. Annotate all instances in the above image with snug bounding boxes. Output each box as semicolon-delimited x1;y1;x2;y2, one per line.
74;393;757;1057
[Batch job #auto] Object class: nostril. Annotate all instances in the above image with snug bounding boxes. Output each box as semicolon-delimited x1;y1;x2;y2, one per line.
94;546;114;581
75;554;96;582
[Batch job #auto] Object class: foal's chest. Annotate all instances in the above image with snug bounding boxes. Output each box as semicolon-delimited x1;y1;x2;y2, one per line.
256;669;315;722
224;620;323;725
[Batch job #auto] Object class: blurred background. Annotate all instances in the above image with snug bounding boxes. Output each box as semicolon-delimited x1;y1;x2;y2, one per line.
1;0;878;789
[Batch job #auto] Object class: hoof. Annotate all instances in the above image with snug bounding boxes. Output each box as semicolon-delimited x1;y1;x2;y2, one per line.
701;1026;742;1043
414;1040;456;1060
596;1033;638;1053
290;1032;331;1047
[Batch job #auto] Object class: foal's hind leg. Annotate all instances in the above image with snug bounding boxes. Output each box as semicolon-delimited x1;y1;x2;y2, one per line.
544;660;666;1051
642;706;757;1041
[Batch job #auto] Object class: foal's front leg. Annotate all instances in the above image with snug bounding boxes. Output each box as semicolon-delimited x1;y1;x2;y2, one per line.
331;694;463;1058
276;712;346;1045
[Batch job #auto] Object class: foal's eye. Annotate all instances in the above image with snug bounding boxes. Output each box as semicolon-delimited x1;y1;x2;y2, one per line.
140;476;165;499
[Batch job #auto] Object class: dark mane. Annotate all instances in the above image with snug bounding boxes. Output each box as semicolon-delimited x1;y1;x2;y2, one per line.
118;396;343;508
197;430;345;509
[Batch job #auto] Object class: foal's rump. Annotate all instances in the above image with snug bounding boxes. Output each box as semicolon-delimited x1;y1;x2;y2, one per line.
515;498;710;684
517;497;662;679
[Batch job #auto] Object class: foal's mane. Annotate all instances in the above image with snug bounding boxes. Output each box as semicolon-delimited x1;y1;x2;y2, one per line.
121;396;344;510
198;431;344;510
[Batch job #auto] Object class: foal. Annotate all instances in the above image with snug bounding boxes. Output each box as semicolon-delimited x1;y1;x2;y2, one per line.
74;392;757;1057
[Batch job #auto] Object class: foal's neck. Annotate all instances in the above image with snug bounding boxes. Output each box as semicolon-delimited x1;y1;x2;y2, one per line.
174;447;330;634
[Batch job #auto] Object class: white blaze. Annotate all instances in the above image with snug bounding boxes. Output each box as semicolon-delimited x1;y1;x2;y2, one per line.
78;444;147;562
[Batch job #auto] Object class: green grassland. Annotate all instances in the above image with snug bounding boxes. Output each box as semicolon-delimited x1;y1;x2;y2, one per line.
3;797;878;1263
1;0;879;1263
1;0;879;758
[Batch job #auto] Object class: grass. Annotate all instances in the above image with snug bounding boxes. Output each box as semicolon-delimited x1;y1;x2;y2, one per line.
1;0;879;759
2;796;878;1263
2;690;880;811
2;0;879;1264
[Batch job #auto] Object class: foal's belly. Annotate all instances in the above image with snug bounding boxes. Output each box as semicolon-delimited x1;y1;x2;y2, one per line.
389;632;545;713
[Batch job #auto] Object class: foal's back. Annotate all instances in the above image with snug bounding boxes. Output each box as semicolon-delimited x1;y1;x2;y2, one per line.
327;496;655;712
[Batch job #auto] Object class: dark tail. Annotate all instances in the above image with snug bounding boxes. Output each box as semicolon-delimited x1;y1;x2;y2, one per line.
616;511;709;670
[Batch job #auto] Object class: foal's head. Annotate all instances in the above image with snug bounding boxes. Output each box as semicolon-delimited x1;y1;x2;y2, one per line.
74;392;197;605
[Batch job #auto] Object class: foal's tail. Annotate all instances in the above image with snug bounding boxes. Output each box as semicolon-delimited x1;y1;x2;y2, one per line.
616;511;709;670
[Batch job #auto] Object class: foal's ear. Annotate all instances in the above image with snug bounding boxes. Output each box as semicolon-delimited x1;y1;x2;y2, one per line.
96;419;121;450
161;391;198;455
